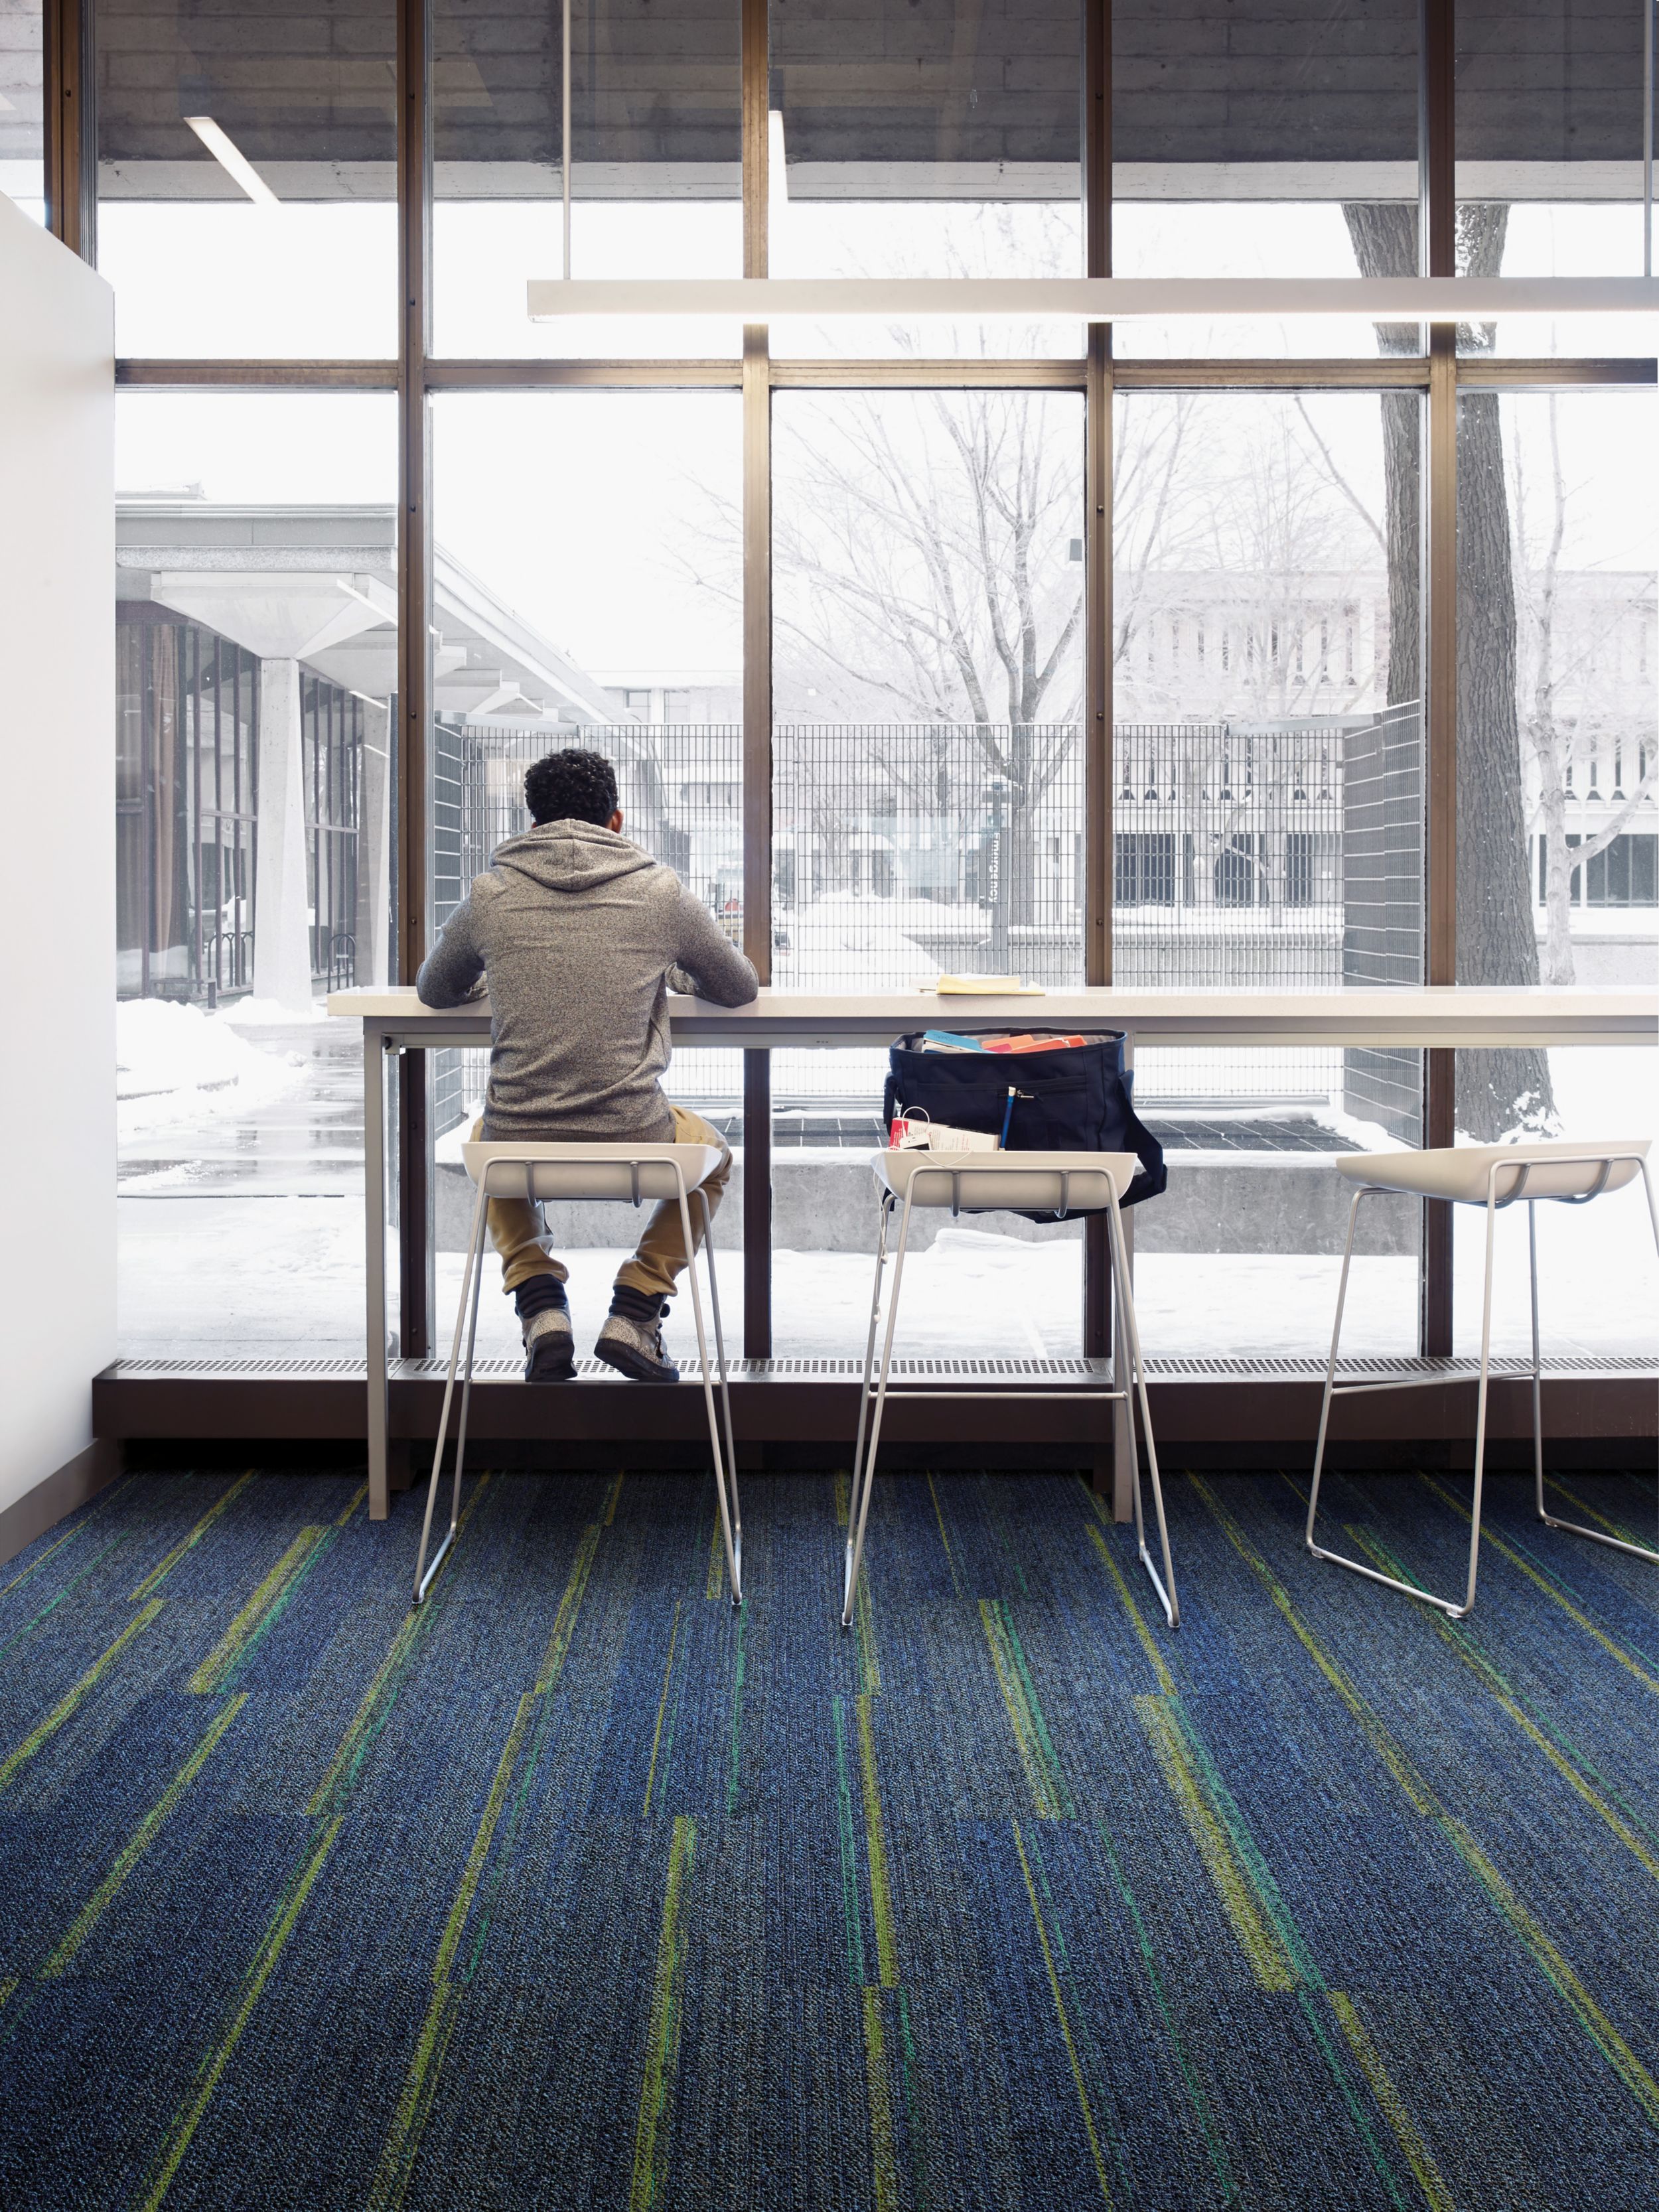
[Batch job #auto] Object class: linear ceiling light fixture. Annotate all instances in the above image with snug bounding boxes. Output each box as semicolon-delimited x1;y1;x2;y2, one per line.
526;275;1659;320
183;115;279;208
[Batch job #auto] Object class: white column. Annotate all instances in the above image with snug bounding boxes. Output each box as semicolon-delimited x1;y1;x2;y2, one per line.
253;656;316;1011
356;697;393;987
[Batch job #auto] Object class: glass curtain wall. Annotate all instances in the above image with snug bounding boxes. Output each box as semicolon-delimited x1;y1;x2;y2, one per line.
1114;389;1425;1354
770;385;1087;1356
1112;0;1423;358
116;609;259;1003
1454;386;1658;1354
766;0;1085;357
1456;0;1657;358
427;389;745;1363
94;0;398;356
431;0;743;358
112;392;396;1362
90;0;1656;1371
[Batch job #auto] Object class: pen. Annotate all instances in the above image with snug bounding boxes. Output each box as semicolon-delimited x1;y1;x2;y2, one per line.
999;1086;1015;1148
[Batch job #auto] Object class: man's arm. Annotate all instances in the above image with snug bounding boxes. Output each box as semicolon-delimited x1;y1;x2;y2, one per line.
415;894;486;1007
667;887;759;1006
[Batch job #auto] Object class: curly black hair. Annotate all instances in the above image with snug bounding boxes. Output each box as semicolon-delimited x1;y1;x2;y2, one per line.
523;747;619;828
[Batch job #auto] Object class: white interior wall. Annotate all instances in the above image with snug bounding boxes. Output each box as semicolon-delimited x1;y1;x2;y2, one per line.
0;193;115;1517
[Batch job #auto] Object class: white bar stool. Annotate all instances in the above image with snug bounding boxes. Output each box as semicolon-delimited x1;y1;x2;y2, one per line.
411;1141;741;1608
1307;1138;1657;1618
843;1150;1177;1631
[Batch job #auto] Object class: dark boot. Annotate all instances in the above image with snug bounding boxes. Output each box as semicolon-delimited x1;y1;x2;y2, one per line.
516;1276;575;1383
593;1284;678;1384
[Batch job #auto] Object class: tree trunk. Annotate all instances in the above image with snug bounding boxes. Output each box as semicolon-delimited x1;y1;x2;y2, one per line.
1344;201;1553;1137
1340;205;1421;711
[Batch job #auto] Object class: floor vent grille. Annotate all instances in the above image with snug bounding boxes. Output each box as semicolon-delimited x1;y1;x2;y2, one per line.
102;1353;1658;1386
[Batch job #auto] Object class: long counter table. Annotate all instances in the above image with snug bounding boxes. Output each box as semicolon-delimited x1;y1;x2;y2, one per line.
328;985;1657;1517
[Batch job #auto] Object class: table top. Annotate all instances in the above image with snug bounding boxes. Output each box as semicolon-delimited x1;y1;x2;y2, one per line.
328;984;1656;1047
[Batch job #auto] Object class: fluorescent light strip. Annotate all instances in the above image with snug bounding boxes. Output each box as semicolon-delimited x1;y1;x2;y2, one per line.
183;115;279;208
526;275;1659;320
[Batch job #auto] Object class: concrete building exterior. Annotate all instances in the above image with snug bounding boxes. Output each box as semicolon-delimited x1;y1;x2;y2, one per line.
115;498;624;1010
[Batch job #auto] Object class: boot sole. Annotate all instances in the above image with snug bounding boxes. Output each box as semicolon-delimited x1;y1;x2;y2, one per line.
524;1341;577;1383
593;1338;680;1385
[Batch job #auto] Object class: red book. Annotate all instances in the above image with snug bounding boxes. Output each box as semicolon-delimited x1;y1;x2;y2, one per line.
981;1033;1090;1054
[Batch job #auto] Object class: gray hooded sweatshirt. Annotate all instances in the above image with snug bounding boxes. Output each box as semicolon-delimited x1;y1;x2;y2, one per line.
415;819;758;1141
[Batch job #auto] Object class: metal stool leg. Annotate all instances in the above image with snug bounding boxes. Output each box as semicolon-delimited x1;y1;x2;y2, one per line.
1458;1168;1502;1618
1529;1197;1546;1535
678;1176;741;1608
1104;1188;1178;1628
1537;1162;1659;1566
843;1188;916;1629
693;1185;742;1605
1307;1173;1494;1618
846;1194;893;1614
1305;1184;1366;1567
413;1175;490;1604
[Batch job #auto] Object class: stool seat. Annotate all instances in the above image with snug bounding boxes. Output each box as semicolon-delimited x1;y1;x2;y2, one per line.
1335;1137;1647;1207
463;1140;726;1206
873;1148;1141;1213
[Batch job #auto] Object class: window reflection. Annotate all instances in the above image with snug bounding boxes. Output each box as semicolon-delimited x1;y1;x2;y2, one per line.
433;0;743;358
1457;0;1652;354
1114;0;1421;358
96;0;397;357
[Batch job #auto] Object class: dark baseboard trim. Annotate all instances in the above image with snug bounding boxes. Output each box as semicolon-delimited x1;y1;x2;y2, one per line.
93;1365;1659;1450
0;1437;123;1569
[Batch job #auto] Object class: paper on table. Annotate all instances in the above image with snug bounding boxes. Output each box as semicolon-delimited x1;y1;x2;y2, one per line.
931;974;1046;996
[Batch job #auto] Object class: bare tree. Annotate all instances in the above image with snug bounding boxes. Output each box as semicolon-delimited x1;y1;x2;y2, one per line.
697;381;1090;931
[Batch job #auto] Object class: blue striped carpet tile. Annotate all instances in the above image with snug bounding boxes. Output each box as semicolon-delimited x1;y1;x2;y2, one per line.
0;1462;1656;2209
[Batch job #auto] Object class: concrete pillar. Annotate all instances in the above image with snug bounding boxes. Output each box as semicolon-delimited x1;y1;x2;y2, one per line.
253;656;315;1011
356;697;392;987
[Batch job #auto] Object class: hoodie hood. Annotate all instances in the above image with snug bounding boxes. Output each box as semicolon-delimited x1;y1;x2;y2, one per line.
490;819;661;897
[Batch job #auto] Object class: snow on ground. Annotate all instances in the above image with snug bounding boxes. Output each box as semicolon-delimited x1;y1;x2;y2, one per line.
210;994;328;1026
778;892;981;989
427;1239;1421;1363
117;998;308;1141
117;1023;1658;1365
1451;1046;1659;1359
119;1194;369;1361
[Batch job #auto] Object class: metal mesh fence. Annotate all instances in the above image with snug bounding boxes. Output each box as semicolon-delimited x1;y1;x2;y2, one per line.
429;710;1422;1127
772;723;1084;989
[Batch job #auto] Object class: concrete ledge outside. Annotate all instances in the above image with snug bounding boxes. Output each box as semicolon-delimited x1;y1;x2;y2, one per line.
435;1148;1419;1257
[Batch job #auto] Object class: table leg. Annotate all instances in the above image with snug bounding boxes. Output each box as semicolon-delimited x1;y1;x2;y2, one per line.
365;1028;390;1519
1111;1027;1137;1523
1112;1206;1136;1523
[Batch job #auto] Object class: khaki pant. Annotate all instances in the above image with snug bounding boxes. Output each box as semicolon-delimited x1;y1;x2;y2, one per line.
472;1104;733;1305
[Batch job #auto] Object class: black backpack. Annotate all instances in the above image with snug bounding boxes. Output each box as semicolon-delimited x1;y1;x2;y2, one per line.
883;1030;1167;1221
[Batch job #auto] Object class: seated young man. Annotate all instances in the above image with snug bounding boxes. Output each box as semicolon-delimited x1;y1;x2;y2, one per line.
415;746;758;1383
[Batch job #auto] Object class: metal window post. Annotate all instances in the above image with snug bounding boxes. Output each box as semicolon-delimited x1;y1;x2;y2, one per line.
44;0;96;263
397;0;435;1361
1422;0;1458;1355
742;0;773;1360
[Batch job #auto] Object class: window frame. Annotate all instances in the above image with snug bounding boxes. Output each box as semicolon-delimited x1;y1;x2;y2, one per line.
58;0;1657;1372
